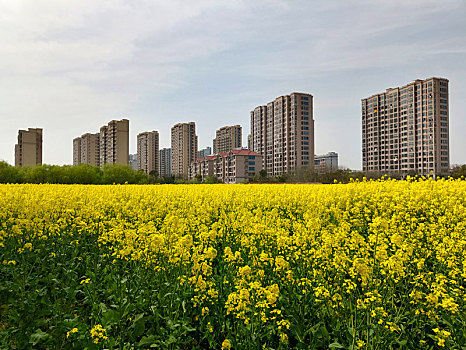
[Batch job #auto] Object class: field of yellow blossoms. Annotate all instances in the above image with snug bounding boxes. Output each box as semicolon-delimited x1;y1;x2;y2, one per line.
1;179;466;349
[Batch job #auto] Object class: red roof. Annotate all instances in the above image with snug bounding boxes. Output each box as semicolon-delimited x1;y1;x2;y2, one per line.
219;152;229;157
206;155;217;160
231;149;262;156
197;157;204;162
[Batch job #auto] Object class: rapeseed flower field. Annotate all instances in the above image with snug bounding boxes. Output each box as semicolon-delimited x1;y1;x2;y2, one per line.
0;179;465;349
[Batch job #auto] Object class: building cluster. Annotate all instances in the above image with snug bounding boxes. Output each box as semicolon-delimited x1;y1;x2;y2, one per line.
13;77;451;179
73;119;129;167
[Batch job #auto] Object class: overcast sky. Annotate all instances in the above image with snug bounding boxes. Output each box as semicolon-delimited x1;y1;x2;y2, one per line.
1;0;465;169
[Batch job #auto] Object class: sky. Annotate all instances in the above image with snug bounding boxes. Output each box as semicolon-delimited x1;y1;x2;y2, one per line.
1;0;465;169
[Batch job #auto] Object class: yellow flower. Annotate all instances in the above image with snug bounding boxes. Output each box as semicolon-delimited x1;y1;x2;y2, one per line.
80;278;90;284
221;338;231;349
279;333;288;343
90;324;107;343
66;327;78;338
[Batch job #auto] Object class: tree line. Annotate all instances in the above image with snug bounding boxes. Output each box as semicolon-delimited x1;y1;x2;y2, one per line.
0;161;463;185
0;162;155;184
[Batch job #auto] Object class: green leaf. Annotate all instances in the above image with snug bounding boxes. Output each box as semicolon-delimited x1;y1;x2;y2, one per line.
329;342;345;348
102;309;120;326
29;329;50;345
139;335;156;347
134;318;145;338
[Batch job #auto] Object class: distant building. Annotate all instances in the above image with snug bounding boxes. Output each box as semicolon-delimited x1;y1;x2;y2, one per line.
250;92;314;177
73;133;100;166
129;154;138;170
362;77;449;175
198;147;212;158
137;131;159;174
315;152;338;172
159;148;172;178
171;122;198;179
247;134;252;150
74;119;128;167
73;137;81;166
15;128;42;167
189;148;263;183
100;119;129;166
213;125;242;154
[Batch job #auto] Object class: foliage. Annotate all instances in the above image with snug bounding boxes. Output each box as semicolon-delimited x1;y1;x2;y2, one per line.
0;179;466;349
0;161;149;184
451;165;466;179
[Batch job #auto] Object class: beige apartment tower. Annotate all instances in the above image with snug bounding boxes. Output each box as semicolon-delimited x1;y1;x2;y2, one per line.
171;122;198;178
213;125;242;154
99;119;129;166
250;92;314;176
73;133;100;166
15;128;43;167
137;131;159;174
362;77;449;176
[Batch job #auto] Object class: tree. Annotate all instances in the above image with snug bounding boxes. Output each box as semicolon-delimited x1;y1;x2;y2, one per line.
0;161;22;183
451;165;466;179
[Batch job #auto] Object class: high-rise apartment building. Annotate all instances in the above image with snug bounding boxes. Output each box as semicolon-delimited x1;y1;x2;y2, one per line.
137;131;159;174
15;128;43;167
250;92;314;176
198;147;212;158
99;119;129;166
73;133;100;166
213;125;242;154
159;148;172;178
73;137;81;165
171;122;198;178
362;77;449;175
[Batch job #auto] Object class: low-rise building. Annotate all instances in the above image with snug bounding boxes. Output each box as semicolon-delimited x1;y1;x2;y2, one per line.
314;152;338;173
198;147;212;158
189;148;263;183
129;154;138;170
